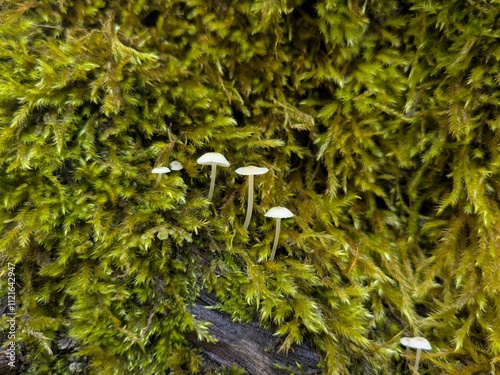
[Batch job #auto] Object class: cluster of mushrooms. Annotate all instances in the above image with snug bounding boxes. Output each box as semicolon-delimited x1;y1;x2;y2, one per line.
153;152;294;260
154;153;434;371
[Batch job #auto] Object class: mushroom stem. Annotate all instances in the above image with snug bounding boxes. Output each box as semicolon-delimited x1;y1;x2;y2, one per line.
207;164;217;201
414;348;422;374
243;174;254;230
270;218;281;260
155;174;162;187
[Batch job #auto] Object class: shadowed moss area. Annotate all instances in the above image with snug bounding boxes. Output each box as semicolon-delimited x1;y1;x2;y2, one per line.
1;1;500;374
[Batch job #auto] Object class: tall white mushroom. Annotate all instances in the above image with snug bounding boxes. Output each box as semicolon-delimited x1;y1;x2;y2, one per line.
197;152;230;201
400;336;432;374
265;206;294;260
235;166;269;230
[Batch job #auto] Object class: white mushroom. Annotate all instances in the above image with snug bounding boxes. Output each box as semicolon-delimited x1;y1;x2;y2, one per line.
170;161;184;171
264;206;294;260
151;166;171;185
400;336;432;374
152;167;171;174
236;166;269;230
197;152;230;201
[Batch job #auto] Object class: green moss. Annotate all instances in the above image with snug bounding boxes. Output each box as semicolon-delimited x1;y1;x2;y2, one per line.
1;0;500;374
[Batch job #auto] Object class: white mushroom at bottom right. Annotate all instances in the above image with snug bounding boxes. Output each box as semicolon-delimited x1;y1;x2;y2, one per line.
400;336;432;374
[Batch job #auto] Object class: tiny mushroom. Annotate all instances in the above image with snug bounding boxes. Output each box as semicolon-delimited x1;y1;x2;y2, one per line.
235;166;269;230
400;336;432;374
170;160;184;171
197;152;230;201
152;167;171;174
152;166;171;185
264;206;294;260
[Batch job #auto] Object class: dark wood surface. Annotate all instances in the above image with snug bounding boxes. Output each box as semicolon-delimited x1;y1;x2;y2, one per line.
188;291;320;374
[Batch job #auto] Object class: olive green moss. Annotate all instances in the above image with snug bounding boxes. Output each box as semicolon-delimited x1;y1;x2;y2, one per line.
1;0;500;374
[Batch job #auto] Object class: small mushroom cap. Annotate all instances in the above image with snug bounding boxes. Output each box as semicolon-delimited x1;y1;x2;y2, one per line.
152;167;171;174
265;206;294;219
170;161;184;171
400;337;432;350
235;165;269;176
197;152;230;167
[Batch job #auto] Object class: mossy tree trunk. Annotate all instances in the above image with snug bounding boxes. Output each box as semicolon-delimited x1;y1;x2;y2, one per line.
1;1;500;374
